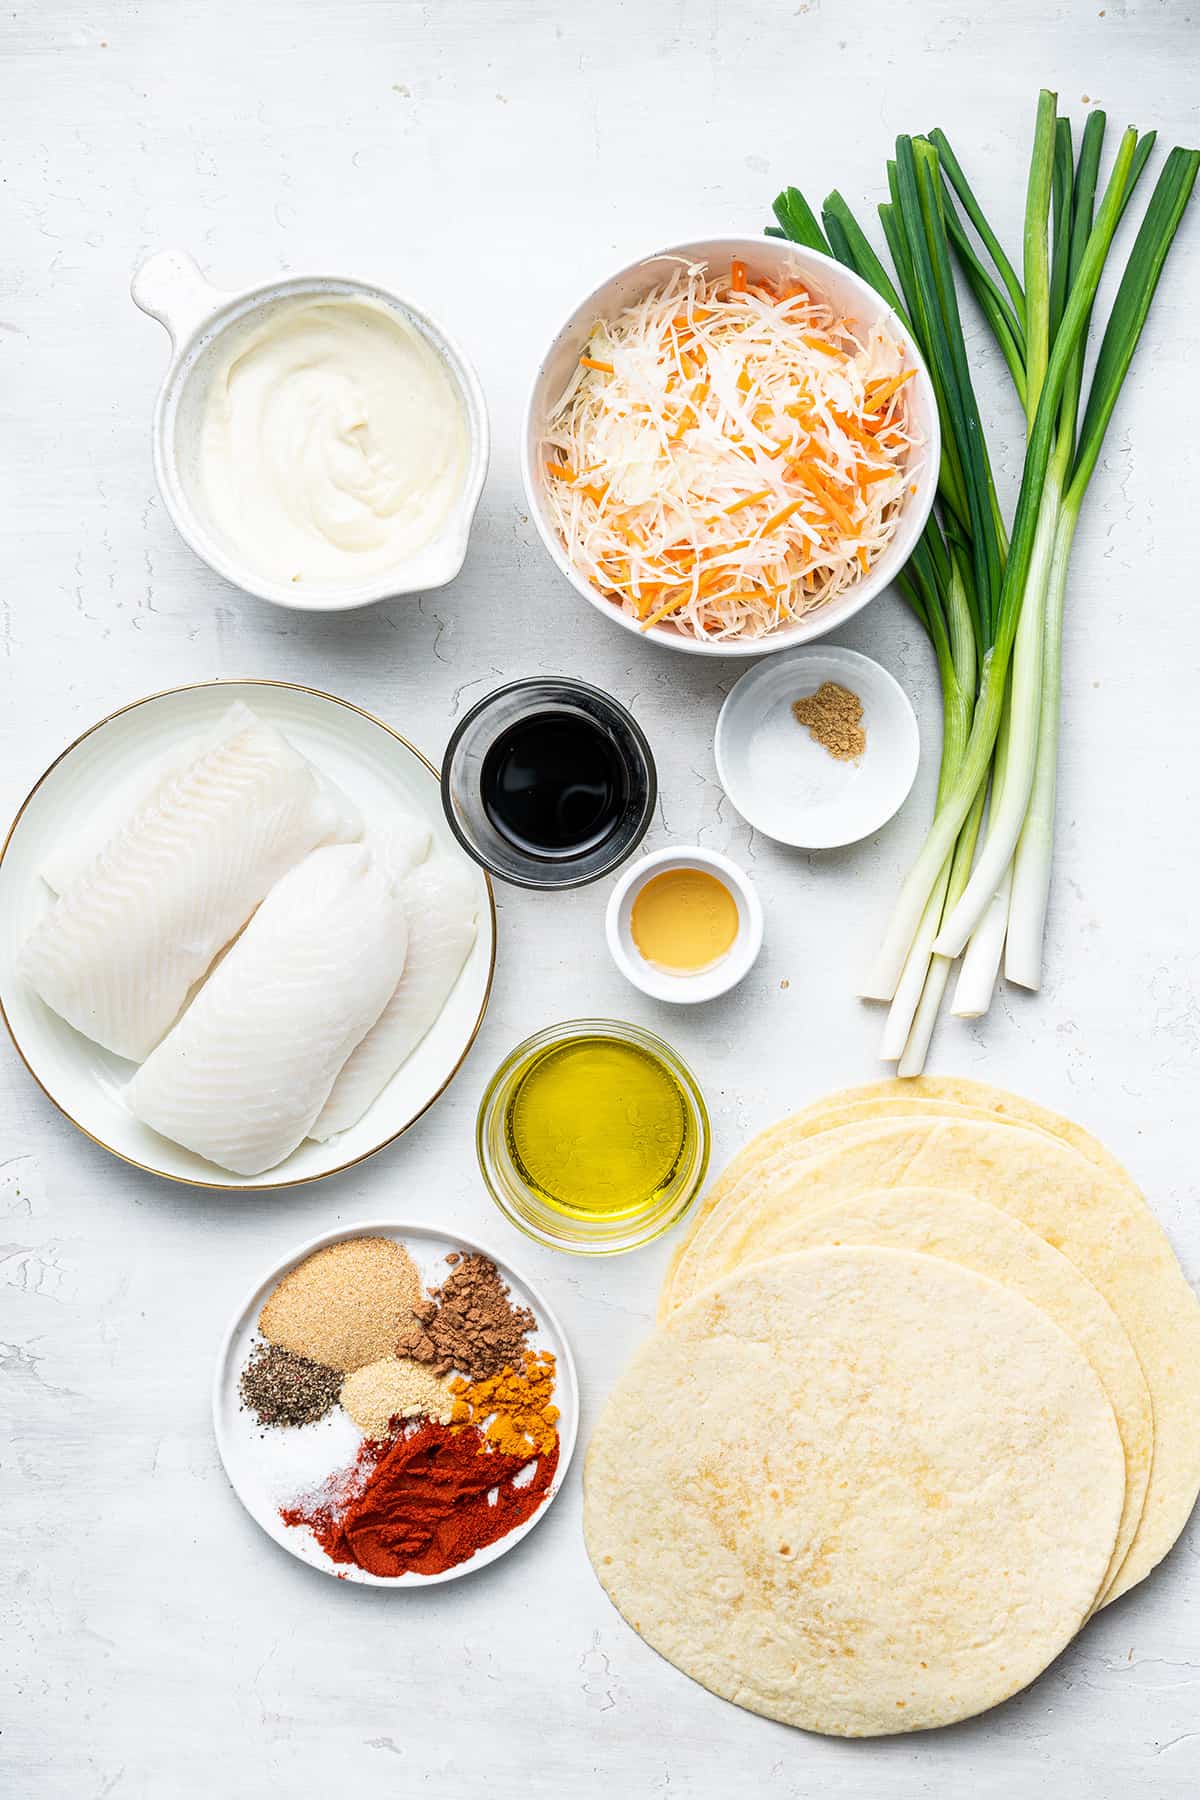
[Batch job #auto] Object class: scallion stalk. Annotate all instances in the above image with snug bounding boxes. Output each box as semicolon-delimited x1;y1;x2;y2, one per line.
772;100;1197;1066
881;124;1139;989
1006;144;1200;985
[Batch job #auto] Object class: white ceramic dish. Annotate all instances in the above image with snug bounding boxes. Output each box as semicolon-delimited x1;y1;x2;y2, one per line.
715;645;920;848
131;249;490;611
213;1220;578;1586
521;235;939;658
605;845;763;1003
0;679;496;1190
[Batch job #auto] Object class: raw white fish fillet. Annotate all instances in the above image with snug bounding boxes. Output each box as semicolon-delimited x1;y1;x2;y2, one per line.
126;842;408;1175
372;813;434;882
40;703;361;895
311;853;478;1140
20;707;356;1060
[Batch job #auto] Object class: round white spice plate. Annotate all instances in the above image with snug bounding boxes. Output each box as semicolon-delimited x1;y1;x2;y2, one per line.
213;1221;579;1586
0;680;496;1190
714;645;920;848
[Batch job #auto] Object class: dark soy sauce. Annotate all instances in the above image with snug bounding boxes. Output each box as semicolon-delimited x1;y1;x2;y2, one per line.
481;710;629;859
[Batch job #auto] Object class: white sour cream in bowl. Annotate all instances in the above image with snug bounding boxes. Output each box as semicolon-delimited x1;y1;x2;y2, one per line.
200;296;468;590
131;253;489;611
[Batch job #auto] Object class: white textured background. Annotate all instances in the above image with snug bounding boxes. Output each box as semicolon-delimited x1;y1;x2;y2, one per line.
3;2;1199;1794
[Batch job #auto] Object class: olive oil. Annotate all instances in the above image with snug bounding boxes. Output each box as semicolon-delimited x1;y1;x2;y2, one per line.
504;1033;692;1218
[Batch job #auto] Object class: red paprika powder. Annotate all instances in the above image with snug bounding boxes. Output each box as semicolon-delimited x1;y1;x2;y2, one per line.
281;1420;560;1578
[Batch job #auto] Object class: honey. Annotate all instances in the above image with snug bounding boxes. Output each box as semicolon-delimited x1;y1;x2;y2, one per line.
630;867;739;974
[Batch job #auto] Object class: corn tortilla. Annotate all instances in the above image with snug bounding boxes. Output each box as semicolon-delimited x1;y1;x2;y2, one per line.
800;1076;1134;1182
746;1185;1151;1606
586;1247;1125;1736
660;1095;1056;1318
667;1116;1200;1599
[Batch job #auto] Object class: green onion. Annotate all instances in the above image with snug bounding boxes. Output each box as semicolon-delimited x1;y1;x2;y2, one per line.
1005;141;1200;987
771;94;1198;1067
885;121;1137;984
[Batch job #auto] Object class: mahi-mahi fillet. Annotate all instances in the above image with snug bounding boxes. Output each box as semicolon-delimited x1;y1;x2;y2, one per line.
126;842;408;1175
19;704;358;1059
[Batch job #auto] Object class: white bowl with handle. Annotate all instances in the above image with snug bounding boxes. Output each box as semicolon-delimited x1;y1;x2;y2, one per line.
131;249;490;612
521;235;939;657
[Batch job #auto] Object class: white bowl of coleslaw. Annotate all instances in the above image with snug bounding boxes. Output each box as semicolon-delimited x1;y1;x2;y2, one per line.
522;236;938;657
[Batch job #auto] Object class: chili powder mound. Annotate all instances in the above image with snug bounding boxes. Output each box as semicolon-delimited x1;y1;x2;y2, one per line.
280;1420;560;1578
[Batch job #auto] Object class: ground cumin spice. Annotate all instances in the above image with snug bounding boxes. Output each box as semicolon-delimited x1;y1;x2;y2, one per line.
280;1420;560;1578
792;681;866;761
397;1253;535;1381
449;1349;559;1456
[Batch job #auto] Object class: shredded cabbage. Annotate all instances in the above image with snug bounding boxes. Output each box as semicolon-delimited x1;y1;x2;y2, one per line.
543;260;921;641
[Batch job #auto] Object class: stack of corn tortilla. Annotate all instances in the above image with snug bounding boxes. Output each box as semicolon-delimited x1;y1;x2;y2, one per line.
584;1078;1200;1737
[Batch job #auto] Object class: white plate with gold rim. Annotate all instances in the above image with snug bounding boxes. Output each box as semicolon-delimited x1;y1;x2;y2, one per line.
213;1220;578;1586
0;680;496;1190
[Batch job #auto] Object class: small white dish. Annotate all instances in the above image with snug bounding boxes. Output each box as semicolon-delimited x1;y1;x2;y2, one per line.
605;846;763;1003
715;645;919;849
131;249;489;612
522;234;939;658
0;680;495;1190
213;1219;578;1586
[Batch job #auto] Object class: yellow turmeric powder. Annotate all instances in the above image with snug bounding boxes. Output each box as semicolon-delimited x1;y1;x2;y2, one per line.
450;1349;559;1456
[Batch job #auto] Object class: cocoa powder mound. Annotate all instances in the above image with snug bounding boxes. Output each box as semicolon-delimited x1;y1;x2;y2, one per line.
397;1254;536;1381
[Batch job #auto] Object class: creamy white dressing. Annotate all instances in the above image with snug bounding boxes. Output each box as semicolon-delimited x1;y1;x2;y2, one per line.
198;295;468;590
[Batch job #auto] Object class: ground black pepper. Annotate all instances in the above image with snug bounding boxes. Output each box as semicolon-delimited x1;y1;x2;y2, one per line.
239;1342;342;1428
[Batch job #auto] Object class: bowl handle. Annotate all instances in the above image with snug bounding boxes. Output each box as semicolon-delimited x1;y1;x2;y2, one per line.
130;249;224;348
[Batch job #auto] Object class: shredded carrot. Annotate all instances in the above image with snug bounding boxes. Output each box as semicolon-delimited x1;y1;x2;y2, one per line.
580;356;615;374
730;259;747;293
760;498;807;534
722;489;772;515
865;368;916;409
804;473;856;535
831;408;880;453
786;459;856;533
641;593;692;629
545;461;575;481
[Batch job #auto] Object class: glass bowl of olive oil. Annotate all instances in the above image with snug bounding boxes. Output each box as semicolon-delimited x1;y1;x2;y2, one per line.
477;1019;710;1254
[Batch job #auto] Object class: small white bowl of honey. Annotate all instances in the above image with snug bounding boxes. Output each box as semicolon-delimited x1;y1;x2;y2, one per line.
606;846;763;1004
